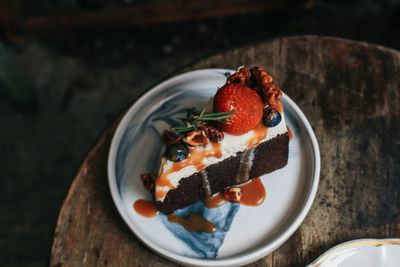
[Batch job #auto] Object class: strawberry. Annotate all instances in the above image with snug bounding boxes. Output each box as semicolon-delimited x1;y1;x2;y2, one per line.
213;83;263;135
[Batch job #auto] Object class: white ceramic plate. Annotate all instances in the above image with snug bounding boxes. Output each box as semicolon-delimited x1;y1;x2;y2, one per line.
107;69;320;266
307;238;400;267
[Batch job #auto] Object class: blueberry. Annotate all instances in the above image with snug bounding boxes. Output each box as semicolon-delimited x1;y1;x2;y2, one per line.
166;143;189;162
263;109;282;127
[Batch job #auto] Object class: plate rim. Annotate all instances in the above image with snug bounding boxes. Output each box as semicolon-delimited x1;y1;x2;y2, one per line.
107;68;321;266
307;238;400;267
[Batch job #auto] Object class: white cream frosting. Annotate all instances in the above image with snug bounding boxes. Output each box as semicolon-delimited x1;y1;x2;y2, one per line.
155;112;287;202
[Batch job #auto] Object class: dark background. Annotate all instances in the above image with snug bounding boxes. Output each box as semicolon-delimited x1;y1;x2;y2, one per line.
1;0;399;266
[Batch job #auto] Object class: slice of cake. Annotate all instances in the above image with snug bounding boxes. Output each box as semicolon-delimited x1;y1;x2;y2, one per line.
154;67;289;214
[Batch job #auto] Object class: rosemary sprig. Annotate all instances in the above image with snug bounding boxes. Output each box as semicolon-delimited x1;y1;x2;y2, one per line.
172;107;235;133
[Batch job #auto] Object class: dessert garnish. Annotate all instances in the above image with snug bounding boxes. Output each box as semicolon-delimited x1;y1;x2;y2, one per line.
140;172;157;192
165;142;189;162
263;109;282;127
223;187;242;202
182;129;210;146
213;83;264;135
172;107;235;133
249;66;282;106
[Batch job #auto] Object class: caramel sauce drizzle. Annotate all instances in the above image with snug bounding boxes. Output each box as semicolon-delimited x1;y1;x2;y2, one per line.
133;199;159;218
204;177;266;208
135;177;266;233
246;123;268;147
155;142;222;199
155;188;168;199
133;199;216;233
287;125;293;141
204;193;227;209
239;177;266;206
273;102;283;114
168;213;216;233
245;102;284;148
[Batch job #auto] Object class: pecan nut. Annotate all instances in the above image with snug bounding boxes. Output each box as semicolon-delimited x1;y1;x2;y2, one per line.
183;130;210;146
227;67;252;85
251;66;282;106
223;187;242;202
140;172;157;191
262;84;282;106
203;125;224;142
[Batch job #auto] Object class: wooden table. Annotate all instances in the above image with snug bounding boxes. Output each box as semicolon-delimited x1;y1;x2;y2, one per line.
50;36;400;266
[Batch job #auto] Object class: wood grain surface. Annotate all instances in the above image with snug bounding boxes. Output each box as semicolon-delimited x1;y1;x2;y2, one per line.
50;36;400;266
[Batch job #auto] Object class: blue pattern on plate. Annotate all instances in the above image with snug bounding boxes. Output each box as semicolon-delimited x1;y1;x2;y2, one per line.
160;201;240;259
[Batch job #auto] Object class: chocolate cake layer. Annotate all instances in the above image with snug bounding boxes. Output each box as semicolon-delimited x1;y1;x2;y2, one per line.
156;133;289;214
